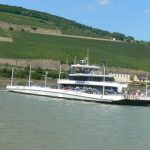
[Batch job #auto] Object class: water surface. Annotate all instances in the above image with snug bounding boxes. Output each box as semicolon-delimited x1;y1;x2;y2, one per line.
0;90;150;150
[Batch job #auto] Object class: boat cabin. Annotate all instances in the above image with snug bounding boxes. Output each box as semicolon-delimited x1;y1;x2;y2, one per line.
57;57;128;94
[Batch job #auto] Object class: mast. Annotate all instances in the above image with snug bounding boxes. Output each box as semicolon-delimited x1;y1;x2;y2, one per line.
102;62;105;96
44;71;48;87
58;65;62;89
11;67;14;86
145;72;149;97
28;65;32;86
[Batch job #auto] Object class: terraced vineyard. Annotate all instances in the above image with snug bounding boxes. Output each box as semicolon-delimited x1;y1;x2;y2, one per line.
0;31;150;71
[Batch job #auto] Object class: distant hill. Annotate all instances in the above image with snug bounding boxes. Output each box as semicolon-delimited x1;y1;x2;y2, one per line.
0;4;150;71
0;4;134;41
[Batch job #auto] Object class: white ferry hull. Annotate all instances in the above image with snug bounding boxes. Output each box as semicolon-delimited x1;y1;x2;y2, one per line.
6;85;124;102
6;85;150;106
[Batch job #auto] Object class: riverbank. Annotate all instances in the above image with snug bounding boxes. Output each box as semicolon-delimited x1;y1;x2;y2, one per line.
0;77;9;87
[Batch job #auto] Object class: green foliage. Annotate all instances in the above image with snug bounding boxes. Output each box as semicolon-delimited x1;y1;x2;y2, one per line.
125;36;135;42
0;28;9;37
61;71;69;79
47;70;68;79
32;67;43;80
0;66;60;80
47;70;59;79
15;69;25;78
112;32;125;41
24;65;30;76
0;67;11;77
0;4;50;21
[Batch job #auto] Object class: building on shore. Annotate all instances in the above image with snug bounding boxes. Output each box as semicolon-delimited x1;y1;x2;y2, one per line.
133;74;150;83
109;73;131;83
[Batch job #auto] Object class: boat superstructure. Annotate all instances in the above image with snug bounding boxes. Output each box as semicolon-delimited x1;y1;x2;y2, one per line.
58;57;127;95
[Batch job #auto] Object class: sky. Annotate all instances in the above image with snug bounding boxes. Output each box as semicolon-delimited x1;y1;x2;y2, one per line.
1;0;150;41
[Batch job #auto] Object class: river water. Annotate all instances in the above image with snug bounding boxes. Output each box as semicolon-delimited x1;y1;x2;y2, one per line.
0;90;150;150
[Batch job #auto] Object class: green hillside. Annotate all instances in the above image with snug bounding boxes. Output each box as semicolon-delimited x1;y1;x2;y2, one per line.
0;4;150;71
0;28;9;37
0;30;150;71
0;4;134;41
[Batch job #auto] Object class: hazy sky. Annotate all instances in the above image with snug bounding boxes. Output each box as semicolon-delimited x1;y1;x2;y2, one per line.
1;0;150;41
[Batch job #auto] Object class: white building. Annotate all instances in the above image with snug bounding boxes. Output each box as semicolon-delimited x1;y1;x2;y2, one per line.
109;73;131;83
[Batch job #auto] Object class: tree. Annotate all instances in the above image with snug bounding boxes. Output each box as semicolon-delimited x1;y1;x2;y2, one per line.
112;32;125;41
125;36;134;42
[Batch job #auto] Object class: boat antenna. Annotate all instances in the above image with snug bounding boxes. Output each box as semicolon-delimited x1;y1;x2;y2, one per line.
44;71;48;87
11;67;14;86
28;65;32;86
102;61;106;96
145;72;149;97
58;65;62;89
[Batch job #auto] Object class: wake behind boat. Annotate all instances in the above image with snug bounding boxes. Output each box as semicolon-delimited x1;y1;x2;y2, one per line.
6;57;150;106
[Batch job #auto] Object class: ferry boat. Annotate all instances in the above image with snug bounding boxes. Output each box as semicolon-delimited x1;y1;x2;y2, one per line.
6;57;150;106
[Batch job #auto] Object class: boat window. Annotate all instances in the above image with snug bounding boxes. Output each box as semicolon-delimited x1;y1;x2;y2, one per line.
69;76;114;82
70;67;98;74
69;76;90;81
60;84;118;94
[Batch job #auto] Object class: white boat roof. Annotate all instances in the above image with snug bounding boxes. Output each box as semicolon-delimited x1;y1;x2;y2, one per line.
69;73;114;77
71;64;100;69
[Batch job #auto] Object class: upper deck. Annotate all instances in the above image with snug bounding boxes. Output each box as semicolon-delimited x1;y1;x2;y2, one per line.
70;64;100;74
69;57;114;81
70;57;100;74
